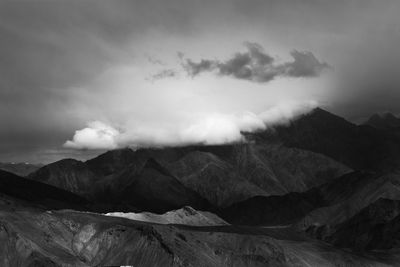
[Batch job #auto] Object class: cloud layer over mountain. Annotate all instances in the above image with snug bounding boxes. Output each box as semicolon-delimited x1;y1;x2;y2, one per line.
64;101;316;149
1;0;400;162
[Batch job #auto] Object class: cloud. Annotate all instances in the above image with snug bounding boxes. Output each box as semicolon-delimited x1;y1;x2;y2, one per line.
284;50;331;77
147;69;178;82
64;121;120;150
185;59;217;77
179;112;265;145
5;0;396;163
180;43;330;83
259;101;317;125
64;101;316;150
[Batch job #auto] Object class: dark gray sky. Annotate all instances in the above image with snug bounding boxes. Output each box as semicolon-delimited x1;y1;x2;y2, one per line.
1;0;400;163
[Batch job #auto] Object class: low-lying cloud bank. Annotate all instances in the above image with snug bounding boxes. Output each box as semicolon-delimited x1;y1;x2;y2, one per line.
64;101;317;150
179;42;330;83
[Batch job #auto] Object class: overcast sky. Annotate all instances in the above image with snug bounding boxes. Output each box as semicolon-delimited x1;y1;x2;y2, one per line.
1;0;400;163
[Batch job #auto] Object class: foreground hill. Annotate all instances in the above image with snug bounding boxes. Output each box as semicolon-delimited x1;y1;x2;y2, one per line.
0;206;391;266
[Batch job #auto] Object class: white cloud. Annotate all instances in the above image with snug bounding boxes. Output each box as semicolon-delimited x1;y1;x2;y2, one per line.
180;113;250;145
64;121;120;150
64;101;316;150
259;100;318;125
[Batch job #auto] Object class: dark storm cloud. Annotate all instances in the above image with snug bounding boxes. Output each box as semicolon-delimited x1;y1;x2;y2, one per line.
284;50;331;77
181;43;330;83
148;69;178;81
185;59;218;76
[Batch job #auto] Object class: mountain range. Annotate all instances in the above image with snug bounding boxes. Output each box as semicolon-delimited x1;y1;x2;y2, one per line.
0;162;42;176
3;108;400;266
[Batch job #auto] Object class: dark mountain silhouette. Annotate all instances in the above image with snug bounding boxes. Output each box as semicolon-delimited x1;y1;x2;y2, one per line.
0;162;42;176
86;147;137;176
117;158;212;213
257;107;400;171
166;144;349;207
28;159;99;197
298;171;400;234
29;157;211;213
364;112;400;131
0;169;89;210
219;189;325;226
327;198;400;251
220;171;400;227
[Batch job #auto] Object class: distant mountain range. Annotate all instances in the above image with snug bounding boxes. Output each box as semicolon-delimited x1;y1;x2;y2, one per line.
363;112;400;131
0;162;42;176
3;107;400;265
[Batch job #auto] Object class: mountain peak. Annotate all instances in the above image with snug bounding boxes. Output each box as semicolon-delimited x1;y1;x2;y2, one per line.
290;107;355;130
308;107;350;121
86;147;136;175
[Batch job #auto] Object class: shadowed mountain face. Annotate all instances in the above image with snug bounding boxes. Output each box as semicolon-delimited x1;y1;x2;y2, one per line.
0;170;89;210
29;156;212;213
28;159;99;198
117;158;212;213
86;148;137;176
297;171;400;234
166;144;349;207
327;198;400;251
219;190;324;227
220;171;400;228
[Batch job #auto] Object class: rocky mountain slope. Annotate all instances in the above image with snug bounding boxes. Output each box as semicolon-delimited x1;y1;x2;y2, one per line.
9;107;400;265
0;205;392;266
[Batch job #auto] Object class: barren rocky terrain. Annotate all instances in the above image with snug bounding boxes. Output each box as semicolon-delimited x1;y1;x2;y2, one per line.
3;108;400;266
